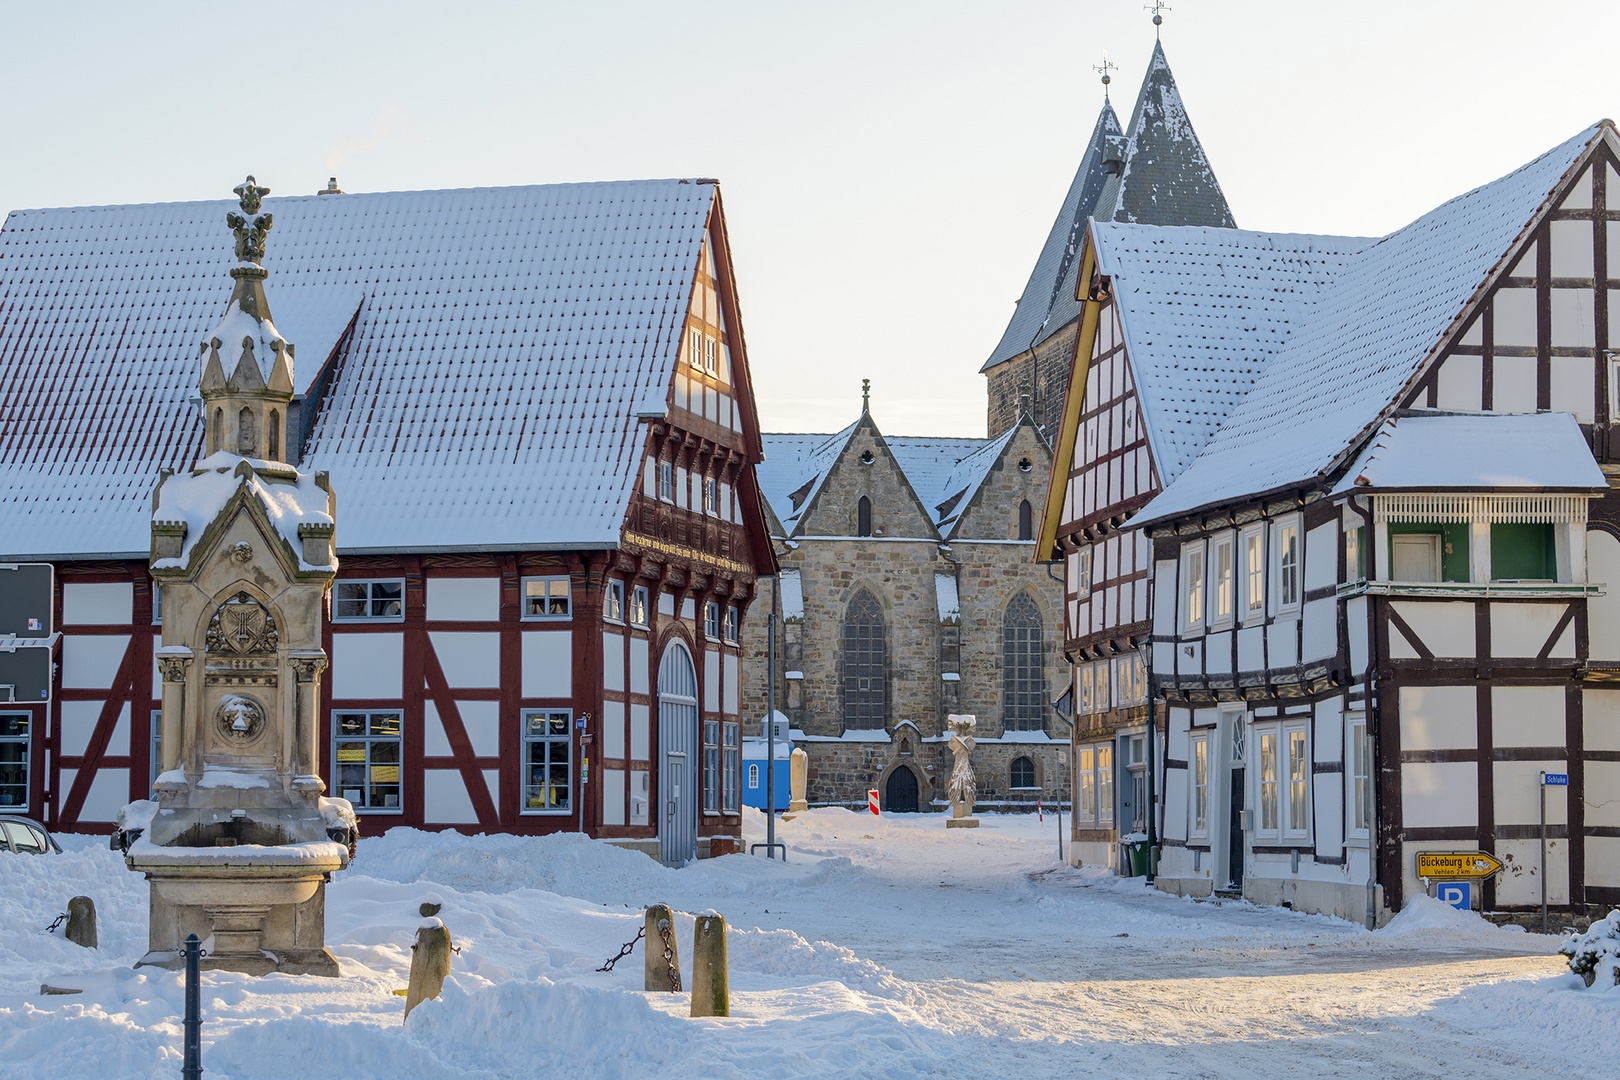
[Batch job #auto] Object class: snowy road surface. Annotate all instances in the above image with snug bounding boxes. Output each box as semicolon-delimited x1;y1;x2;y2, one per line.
1;809;1612;1078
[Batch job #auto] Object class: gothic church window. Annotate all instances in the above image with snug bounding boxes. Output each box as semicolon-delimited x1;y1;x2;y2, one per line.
1010;756;1035;789
1018;500;1033;541
842;589;886;729
238;407;256;455
1001;593;1044;731
857;496;872;537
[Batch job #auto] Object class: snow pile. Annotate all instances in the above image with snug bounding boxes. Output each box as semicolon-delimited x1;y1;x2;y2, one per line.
1380;894;1523;939
1561;909;1620;989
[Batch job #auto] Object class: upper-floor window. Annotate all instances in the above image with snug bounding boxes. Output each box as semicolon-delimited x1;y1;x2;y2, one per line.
703;476;718;515
605;580;625;624
704;601;721;639
688;328;704;370
1370;494;1586;587
704;336;718;375
1273;517;1300;612
857;496;873;537
1211;534;1235;628
724;605;739;643
1182;544;1205;631
658;460;674;501
335;579;404;622
1075;546;1092;600
632;585;650;628
522;576;571;620
1242;525;1265;620
1017;500;1033;541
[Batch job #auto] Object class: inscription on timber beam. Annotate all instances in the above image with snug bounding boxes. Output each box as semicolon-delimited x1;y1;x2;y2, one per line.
621;531;754;577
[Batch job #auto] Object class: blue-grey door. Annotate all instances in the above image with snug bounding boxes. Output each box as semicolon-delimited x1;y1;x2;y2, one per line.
658;641;699;866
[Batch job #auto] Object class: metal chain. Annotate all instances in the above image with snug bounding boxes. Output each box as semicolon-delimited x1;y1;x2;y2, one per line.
44;912;67;934
658;918;681;992
596;925;645;972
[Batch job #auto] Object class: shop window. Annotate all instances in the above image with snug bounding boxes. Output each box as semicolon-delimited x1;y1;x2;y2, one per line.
1010;756;1036;789
522;709;572;813
522;576;571;620
0;714;28;809
605;580;624;624
1491;522;1557;581
334;711;402;812
335;579;404;621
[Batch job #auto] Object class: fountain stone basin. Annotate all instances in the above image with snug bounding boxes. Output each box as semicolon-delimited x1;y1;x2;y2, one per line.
126;839;349;976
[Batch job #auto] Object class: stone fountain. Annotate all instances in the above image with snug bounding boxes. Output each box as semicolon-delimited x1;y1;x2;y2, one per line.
117;176;356;976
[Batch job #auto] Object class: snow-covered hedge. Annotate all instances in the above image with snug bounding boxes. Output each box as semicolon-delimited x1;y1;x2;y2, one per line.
1560;908;1620;988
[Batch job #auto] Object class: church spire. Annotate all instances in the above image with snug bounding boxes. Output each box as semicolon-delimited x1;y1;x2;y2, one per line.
198;176;296;463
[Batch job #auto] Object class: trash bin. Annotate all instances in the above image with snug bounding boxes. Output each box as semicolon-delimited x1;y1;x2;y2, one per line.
1126;840;1149;877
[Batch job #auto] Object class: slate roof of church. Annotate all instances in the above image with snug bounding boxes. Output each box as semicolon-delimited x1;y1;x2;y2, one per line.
981;42;1234;374
1134;122;1608;525
0;179;734;559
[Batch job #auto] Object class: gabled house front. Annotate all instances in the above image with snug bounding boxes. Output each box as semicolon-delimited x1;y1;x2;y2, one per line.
1046;120;1620;921
0;177;777;863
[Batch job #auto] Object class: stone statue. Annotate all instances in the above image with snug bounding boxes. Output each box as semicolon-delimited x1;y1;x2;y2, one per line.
946;714;979;829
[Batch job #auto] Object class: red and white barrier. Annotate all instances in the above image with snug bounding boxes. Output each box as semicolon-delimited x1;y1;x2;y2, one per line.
868;789;880;815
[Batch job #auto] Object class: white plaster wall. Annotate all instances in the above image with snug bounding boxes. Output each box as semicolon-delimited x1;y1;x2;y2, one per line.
1551;356;1595;422
1388;602;1474;659
60;701;128;758
1491;685;1565;747
1495;838;1568;905
1587;835;1620;888
1236;625;1264;671
603;632;624;692
724;653;739;715
61;635;128;689
680;598;695;621
69;768;129;823
1163;764;1188;843
1494;760;1568;827
62;582;133;626
429;631;501;688
1205;630;1232;674
1491;604;1569;659
1587;761;1620;828
1346;596;1369;674
1305;523;1336;591
1589;531;1620;662
424;769;479;824
1268;621;1297;667
1302;599;1335;662
704;650;720;712
1436;354;1483;411
425;577;499;622
1399;685;1476;750
331;633;403;700
1181;639;1203;670
521;631;571;698
484;769;499;812
630;703;650;760
658;593;675;617
1153;642;1175;678
1153;560;1177;626
603;700;625;759
1586;688;1620;751
1401;761;1478;828
630;638;650;695
603;768;626;826
424;700;500;758
1314;698;1343;763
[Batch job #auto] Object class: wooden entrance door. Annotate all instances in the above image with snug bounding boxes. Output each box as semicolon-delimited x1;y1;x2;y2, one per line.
884;766;918;813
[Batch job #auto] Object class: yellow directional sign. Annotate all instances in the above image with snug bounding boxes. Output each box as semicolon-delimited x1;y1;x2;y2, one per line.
1415;852;1504;879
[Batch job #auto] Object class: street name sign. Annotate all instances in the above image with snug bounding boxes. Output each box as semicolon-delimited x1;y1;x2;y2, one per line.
1543;773;1569;786
1415;852;1504;879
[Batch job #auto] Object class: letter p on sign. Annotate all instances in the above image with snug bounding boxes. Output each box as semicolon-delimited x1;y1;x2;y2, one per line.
1439;882;1471;911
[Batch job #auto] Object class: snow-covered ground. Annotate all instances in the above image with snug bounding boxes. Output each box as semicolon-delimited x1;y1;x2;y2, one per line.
1;809;1613;1078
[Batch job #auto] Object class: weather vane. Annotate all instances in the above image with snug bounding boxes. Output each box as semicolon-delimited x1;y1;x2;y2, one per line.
1093;53;1117;100
1145;1;1170;38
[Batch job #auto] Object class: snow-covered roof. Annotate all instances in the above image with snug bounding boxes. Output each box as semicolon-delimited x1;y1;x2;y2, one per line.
755;425;858;532
982;41;1234;374
0;179;721;559
1092;223;1370;487
1331;412;1606;494
1136;123;1606;525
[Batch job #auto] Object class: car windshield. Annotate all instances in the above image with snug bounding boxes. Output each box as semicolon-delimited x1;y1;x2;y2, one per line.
3;821;45;854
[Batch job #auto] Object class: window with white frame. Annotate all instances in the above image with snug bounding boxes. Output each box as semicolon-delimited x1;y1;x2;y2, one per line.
1211;534;1235;628
1255;720;1309;838
632;585;650;628
522;576;571;620
1190;733;1209;838
723;722;739;812
1242;524;1265;620
334;711;402;812
1096;743;1114;823
703;476;718;515
1079;658;1110;714
1075;546;1093;599
705;601;720;639
704;336;718;375
688;327;704;370
1348;714;1371;835
748;762;760;790
1273;517;1301;612
1182;543;1205;631
658;459;674;501
334;579;404;621
0;714;28;809
1077;747;1097;824
704;719;720;812
724;605;739;643
605;580;624;624
522;709;572;813
1111;650;1148;707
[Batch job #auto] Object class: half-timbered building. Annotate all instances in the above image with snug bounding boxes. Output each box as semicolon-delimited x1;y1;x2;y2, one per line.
1046;120;1620;920
0;177;776;863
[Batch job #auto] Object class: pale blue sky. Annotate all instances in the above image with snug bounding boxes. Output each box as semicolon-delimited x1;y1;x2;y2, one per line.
2;1;1615;436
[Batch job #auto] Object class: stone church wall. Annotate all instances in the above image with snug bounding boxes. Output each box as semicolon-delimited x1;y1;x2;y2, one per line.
985;321;1078;439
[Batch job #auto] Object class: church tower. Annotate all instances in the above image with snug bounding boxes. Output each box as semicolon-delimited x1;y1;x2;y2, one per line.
198;176;296;462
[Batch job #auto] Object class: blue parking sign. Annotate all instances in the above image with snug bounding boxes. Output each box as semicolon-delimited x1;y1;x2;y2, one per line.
1439;881;1471;911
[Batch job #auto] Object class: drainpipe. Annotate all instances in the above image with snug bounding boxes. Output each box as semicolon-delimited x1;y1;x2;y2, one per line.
1352;495;1381;929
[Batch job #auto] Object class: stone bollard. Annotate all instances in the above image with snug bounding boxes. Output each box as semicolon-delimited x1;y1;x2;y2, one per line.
643;904;682;992
690;912;728;1017
403;917;454;1023
65;896;97;949
784;748;809;819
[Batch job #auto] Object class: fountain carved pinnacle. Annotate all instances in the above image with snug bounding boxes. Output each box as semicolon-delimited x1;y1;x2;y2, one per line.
226;175;274;266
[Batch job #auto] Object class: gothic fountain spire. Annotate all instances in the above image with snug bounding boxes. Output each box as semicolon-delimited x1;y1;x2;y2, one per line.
199;175;296;462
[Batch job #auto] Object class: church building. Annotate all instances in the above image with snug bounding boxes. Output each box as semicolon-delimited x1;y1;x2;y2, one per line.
0;175;777;863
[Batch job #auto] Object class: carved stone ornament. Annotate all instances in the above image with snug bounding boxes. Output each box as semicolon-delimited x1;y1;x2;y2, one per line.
157;655;193;683
206;592;280;655
226;175;274;265
215;693;266;744
231;540;253;564
288;654;329;682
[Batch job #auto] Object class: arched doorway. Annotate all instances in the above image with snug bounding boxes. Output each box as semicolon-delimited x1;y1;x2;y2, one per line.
657;640;699;865
884;765;919;813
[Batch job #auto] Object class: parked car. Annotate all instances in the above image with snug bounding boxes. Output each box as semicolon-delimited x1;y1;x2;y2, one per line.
0;815;62;854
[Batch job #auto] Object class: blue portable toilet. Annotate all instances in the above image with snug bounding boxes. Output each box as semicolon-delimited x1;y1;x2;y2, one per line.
742;710;792;811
